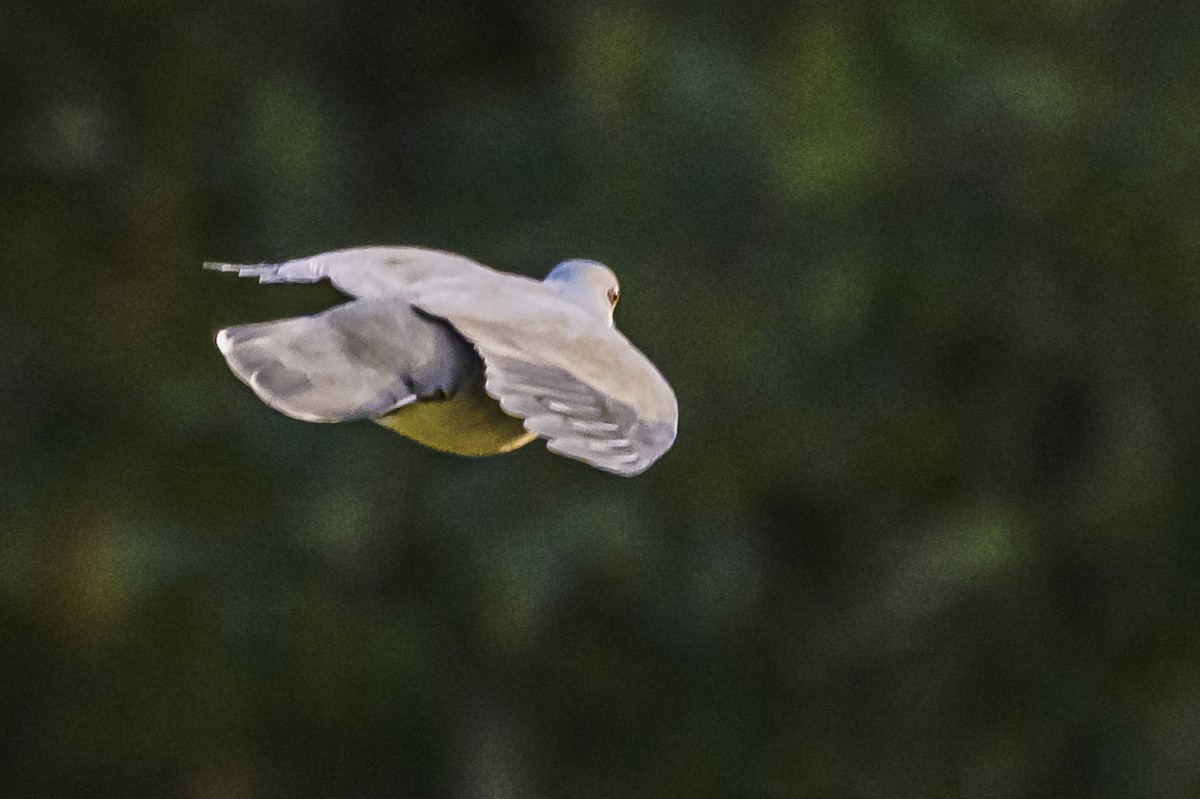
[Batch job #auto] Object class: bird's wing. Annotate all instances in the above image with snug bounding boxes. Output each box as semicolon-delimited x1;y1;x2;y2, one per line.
413;281;678;476
216;298;477;422
205;246;506;299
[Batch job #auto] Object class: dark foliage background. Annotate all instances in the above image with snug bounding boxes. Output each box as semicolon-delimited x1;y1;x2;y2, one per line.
3;1;1200;796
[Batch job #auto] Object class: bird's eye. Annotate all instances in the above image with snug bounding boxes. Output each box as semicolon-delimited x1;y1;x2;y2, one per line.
607;286;619;306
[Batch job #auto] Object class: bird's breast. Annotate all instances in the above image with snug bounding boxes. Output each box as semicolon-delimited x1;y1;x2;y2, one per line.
374;382;536;456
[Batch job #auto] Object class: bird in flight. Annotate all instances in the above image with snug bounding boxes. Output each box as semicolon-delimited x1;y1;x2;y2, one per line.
207;247;677;475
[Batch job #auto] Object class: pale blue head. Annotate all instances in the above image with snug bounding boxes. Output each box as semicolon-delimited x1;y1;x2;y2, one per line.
544;259;620;325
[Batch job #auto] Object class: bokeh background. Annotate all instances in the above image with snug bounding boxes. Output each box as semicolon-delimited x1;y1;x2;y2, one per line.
4;1;1200;796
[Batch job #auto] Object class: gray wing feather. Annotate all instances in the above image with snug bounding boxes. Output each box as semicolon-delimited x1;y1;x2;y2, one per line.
205;246;503;299
216;298;477;422
413;283;678;476
481;354;676;476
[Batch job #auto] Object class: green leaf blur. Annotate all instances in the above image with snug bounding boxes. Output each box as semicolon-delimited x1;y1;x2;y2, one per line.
3;1;1199;796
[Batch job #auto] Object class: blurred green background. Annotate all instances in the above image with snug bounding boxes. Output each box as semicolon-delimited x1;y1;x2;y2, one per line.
3;1;1200;796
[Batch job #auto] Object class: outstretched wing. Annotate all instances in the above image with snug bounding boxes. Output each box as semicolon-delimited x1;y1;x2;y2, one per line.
216;298;478;422
479;353;677;476
413;283;678;476
205;246;506;299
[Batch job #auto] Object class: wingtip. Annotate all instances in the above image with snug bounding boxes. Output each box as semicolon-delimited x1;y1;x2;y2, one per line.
204;261;287;284
544;437;650;477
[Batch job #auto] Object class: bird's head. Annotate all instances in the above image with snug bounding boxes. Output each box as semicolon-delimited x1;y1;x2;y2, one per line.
544;259;620;325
